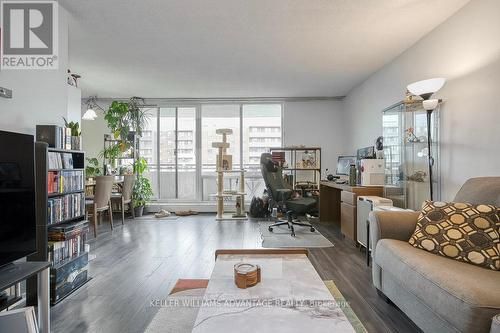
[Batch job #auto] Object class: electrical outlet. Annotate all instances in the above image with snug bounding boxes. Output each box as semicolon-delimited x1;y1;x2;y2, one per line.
0;87;13;98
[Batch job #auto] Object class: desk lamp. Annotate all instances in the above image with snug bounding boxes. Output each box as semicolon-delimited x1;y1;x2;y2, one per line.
407;78;446;200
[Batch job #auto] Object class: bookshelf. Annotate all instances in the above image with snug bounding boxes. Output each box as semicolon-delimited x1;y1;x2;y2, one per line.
27;143;91;306
269;147;322;195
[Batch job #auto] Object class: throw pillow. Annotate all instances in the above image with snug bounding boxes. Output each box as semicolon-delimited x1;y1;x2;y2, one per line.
409;201;500;270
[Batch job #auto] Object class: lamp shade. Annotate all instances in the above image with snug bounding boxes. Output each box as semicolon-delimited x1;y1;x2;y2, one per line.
407;78;446;99
82;108;97;120
422;99;439;111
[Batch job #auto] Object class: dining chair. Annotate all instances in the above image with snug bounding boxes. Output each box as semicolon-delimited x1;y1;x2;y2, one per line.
86;175;114;237
111;174;136;224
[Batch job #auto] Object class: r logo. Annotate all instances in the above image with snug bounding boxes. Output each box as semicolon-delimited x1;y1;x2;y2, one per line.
2;2;53;55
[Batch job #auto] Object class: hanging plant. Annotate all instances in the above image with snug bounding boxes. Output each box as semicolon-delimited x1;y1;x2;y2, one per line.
104;101;130;142
128;97;149;138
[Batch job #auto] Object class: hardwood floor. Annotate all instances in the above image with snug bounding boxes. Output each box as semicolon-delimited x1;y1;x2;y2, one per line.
51;214;421;333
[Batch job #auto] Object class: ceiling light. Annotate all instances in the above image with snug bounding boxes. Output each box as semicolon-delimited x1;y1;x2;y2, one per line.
82;108;97;120
83;95;103;120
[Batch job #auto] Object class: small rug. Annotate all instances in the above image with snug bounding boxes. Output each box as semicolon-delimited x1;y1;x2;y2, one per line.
145;279;366;333
258;222;334;248
135;215;180;221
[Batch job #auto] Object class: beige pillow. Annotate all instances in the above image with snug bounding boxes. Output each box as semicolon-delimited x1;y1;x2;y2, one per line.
409;201;500;270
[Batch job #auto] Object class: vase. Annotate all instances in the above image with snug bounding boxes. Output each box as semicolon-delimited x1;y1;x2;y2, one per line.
71;136;81;150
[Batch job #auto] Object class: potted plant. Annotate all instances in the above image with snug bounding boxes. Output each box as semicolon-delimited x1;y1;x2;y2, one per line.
132;157;153;217
85;157;102;181
128;97;148;138
104;101;130;145
98;143;122;174
63;118;82;150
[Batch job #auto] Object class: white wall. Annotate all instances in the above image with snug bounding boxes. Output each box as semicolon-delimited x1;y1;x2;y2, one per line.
343;0;500;201
0;7;73;135
283;100;344;175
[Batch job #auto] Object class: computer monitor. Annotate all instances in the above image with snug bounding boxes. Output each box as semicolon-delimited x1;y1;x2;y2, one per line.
336;155;356;175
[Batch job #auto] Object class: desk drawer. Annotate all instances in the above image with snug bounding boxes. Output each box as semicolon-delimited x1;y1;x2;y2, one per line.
341;191;356;205
341;202;356;242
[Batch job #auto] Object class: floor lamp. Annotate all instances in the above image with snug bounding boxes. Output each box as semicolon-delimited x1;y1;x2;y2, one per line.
407;78;446;200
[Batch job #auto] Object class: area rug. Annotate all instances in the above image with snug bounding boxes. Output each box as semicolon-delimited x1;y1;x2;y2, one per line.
258;222;334;248
145;279;366;333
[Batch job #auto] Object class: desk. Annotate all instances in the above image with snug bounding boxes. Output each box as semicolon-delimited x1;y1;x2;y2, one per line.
319;181;383;244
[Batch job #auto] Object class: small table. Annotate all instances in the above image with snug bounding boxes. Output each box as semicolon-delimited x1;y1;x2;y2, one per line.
0;262;50;333
192;249;355;333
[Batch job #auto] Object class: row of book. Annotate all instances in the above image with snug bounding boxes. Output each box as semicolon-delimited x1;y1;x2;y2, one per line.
48;170;84;194
48;152;74;170
47;193;85;225
48;222;88;266
53;126;72;150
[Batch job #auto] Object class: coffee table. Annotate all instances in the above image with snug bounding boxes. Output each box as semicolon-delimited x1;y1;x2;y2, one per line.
192;249;355;333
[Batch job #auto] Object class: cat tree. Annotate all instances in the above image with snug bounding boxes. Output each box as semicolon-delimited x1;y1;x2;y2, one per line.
211;129;247;221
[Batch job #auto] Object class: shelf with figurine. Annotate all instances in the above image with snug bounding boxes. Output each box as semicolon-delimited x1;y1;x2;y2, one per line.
269;147;321;194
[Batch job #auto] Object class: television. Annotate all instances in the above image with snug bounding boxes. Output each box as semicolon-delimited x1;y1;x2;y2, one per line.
0;130;37;268
336;155;357;176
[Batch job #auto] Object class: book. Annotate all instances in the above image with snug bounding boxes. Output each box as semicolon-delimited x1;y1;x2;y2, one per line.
62;153;73;169
47;192;85;224
65;127;72;150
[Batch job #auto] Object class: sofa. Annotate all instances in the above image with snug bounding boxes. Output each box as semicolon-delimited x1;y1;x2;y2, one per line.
369;177;500;333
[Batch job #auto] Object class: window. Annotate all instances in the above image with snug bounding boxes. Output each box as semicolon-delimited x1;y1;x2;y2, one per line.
242;104;282;173
139;102;282;203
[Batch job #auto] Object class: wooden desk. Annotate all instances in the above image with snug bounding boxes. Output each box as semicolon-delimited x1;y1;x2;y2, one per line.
319;181;383;244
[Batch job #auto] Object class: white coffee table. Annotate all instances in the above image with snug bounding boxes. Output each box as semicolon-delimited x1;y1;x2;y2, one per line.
192;249;355;333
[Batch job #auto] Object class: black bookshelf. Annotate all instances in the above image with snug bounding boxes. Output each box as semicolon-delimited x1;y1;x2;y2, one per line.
27;143;91;306
48;190;85;198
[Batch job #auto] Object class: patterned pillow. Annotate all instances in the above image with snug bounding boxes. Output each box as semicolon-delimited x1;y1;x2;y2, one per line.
409;201;500;270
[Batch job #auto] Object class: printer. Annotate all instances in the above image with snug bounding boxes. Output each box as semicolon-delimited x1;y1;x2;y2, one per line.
360;159;385;186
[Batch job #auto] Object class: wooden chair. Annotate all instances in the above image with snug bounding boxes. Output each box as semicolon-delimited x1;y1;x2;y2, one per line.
86;176;114;237
111;174;136;224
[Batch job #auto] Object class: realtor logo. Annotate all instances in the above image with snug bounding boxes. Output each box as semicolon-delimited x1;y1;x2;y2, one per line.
1;1;58;69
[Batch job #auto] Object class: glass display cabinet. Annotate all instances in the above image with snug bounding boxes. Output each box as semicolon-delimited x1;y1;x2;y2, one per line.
382;100;440;210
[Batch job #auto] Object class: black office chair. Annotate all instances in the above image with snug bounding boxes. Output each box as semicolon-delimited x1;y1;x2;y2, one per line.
260;153;317;236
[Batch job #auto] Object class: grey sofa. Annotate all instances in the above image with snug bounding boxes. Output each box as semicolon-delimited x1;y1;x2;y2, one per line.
369;177;500;333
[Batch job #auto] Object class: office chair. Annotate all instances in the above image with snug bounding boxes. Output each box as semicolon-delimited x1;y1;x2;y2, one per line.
260;153;317;236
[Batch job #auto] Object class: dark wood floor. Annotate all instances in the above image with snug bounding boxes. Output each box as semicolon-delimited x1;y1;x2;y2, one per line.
50;214;421;333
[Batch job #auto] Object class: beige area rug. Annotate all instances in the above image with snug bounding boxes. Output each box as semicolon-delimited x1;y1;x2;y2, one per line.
258;221;334;248
145;279;366;333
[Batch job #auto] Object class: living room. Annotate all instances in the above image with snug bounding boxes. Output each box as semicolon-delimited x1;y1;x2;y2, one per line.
0;1;499;332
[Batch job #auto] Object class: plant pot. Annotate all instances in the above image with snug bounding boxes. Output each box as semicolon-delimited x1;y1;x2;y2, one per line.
71;136;82;150
134;206;145;217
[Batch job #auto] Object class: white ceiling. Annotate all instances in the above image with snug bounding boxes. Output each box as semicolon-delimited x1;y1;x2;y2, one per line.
61;0;469;98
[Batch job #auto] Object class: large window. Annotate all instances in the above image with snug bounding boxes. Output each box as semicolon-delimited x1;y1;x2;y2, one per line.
140;103;282;203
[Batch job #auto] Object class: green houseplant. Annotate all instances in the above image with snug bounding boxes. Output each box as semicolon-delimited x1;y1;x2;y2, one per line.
132;157;153;217
85;157;102;179
63;117;82;150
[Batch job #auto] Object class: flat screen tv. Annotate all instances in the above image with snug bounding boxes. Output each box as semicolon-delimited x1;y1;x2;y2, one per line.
0;130;37;268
